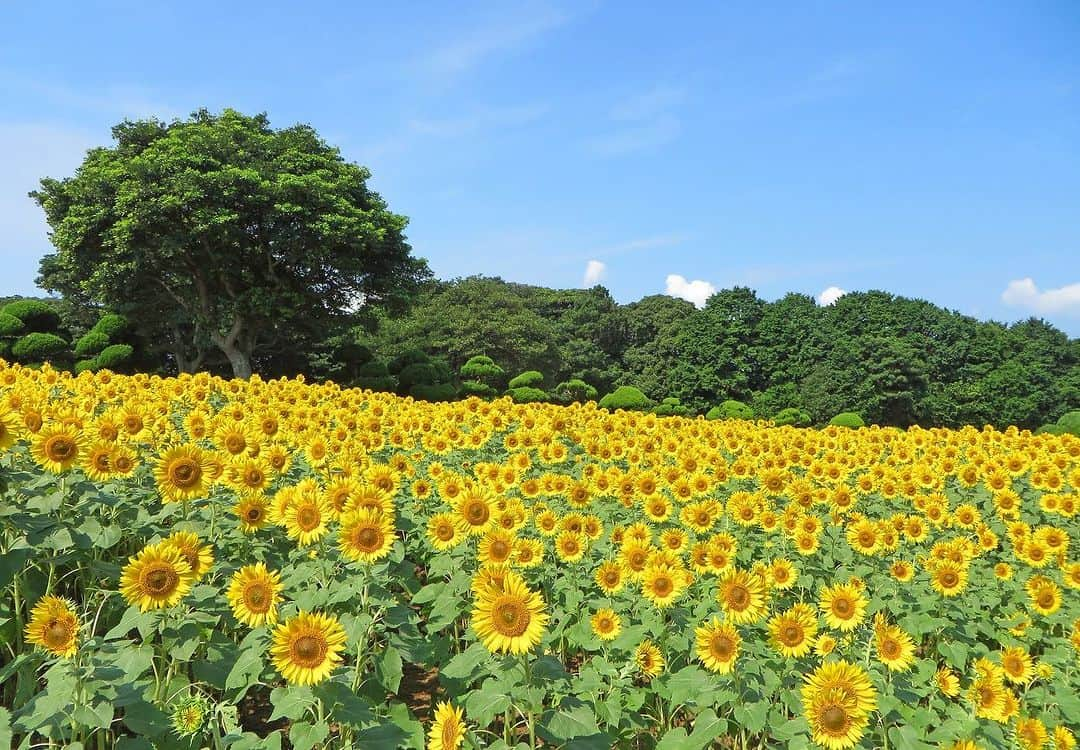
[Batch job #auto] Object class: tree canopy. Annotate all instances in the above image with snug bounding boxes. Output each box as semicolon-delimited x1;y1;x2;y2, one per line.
33;108;430;378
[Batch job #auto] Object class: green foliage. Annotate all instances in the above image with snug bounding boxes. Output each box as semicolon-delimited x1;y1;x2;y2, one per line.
353;360;396;392
459;355;505;380
388;349;432;375
507;386;549;404
553;379;598;404
459;380;498;398
706;400;753;420
0;313;25;338
1057;410;1080;436
89;313;130;339
0;299;61;332
95;343;134;371
653;397;691;417
11;332;69;363
74;331;110;357
598;386;653;412
409;382;458;401
1035;423;1066;436
508;370;544;389
33;108;430;378
74;358;98;374
772;407;812;426
830;412;866;428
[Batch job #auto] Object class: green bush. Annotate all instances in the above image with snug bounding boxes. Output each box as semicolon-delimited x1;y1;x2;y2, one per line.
773;407;812;427
706;400;754;420
554;379;598;403
459;380;498;398
11;332;69;363
89;313;130;339
508;370;544;389
829;412;866;429
353;360;396;392
0;340;9;358
74;358;98;374
653;397;691;417
507;386;549;404
74;331;110;357
460;355;505;380
388;349;431;374
1057;411;1080;436
1;299;61;332
95;343;134;371
1035;423;1066;436
409;383;458;402
598;386;654;412
0;313;24;337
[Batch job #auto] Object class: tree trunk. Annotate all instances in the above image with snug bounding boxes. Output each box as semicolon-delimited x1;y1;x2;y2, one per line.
223;345;252;379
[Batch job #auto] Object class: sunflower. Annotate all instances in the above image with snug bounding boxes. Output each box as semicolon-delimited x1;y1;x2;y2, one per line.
814;633;838;657
768;603;818;658
554;531;587;563
120;543;195;611
935;666;960;697
427;701;466;750
801;660;878;750
162;531;215;581
455;488;496;536
30;424;82;473
0;407;21;450
227;563;284;627
873;615;916;672
695;618;741;674
1000;646;1032;684
590;608;622;641
513;538;543;568
770;559;798;590
1029;579;1061;616
471;571;549;654
641;564;690;609
270;611;347;685
82;441;116;481
154;445;210;503
929;561;969;597
1015;717;1048;750
595;560;625;594
339;509;396;563
427;512;462;551
281;493;330;546
967;673;1008;722
819;582;867;632
717;568;768;625
889;560;914;582
24;595;79;658
634;639;665;680
234;496;271;533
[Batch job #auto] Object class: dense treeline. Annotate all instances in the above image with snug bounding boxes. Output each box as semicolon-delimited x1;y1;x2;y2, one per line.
360;277;1079;430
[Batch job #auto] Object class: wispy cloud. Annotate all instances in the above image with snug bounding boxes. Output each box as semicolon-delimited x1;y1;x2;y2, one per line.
582;260;606;286
412;4;575;81
587;84;685;157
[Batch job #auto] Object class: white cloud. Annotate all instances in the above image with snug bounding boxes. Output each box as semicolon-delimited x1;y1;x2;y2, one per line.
1002;277;1080;315
816;285;848;306
665;274;716;308
582;260;606;286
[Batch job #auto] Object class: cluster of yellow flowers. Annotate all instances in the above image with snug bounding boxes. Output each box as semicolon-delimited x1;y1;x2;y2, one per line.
3;360;1078;750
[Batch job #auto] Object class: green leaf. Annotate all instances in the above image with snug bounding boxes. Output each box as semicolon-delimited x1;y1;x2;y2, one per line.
0;707;11;750
72;700;114;730
377;645;403;694
465;685;511;727
666;665;713;706
289;722;329;750
269;685;313;722
354;722;408;749
889;725;936;750
733;702;768;733
225;647;263;694
121;699;169;737
316;681;375;726
688;708;727;747
541;697;600;740
655;727;692;750
439;642;490;680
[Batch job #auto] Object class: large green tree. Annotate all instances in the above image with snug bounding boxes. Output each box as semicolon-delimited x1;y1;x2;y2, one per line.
33;109;429;378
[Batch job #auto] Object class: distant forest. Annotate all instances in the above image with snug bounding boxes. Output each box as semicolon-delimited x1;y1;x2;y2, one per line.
4;277;1076;431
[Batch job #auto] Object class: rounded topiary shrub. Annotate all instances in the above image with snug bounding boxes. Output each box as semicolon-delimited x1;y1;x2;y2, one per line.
1;300;61;332
0;313;25;338
388;349;431;374
460;355;505;380
829;412;865;429
554;379;598;403
507;386;549;404
11;332;69;363
598;386;654;412
773;407;812;427
353;360;396;392
89;313;130;339
409;383;458;402
95;343;133;371
508;370;544;389
1057;411;1080;436
1035;423;1066;436
74;331;110;357
706;400;754;420
459;380;498;398
653;397;691;417
74;358;98;374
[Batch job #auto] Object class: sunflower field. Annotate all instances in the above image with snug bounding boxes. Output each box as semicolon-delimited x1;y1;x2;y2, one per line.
0;362;1078;750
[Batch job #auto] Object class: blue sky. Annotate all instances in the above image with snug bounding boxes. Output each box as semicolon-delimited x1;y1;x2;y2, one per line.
2;1;1078;333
